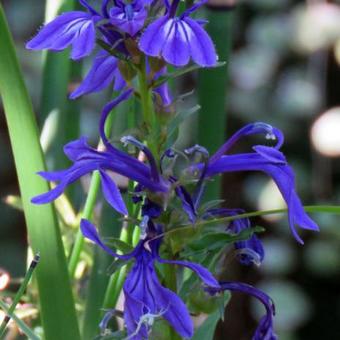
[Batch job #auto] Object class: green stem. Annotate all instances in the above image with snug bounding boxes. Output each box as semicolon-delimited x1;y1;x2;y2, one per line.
102;205;140;310
0;300;40;340
137;59;158;157
0;254;40;337
163;205;340;237
68;171;101;277
68;111;115;278
137;60;154;130
196;205;340;227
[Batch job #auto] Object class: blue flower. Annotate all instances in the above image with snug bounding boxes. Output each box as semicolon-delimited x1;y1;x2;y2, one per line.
31;91;170;215
26;1;101;60
188;122;319;244
69;50;125;99
139;0;217;67
80;219;219;339
206;282;277;340
109;0;148;36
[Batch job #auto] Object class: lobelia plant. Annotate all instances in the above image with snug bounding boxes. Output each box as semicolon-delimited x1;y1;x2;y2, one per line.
9;0;320;339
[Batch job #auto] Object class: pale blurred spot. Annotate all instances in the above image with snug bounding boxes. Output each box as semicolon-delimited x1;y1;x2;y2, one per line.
258;179;286;222
0;310;5;324
260;238;296;275
311;107;340;157
0;270;10;291
40;109;59;153
334;39;340;65
231;46;279;90
252;280;312;332
304;239;340;276
293;3;340;53
275;69;321;117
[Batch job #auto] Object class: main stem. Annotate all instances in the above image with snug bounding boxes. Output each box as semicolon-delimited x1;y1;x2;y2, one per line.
137;57;158;158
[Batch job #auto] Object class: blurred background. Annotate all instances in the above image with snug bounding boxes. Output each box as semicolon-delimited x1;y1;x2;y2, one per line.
1;0;340;339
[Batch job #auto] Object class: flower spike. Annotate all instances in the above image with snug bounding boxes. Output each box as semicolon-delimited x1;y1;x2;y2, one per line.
81;222;218;339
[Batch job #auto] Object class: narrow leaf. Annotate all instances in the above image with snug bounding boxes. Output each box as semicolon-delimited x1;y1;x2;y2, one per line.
152;62;226;88
0;6;80;339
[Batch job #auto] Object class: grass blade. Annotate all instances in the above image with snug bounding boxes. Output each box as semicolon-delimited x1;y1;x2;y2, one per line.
197;8;233;200
0;254;40;337
0;6;80;339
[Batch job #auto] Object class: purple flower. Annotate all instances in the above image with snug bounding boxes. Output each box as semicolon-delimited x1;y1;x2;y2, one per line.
109;0;147;36
204;208;265;266
80;219;219;338
191;122;319;244
26;3;101;60
207;282;277;340
31;91;170;215
139;0;217;67
70;50;125;99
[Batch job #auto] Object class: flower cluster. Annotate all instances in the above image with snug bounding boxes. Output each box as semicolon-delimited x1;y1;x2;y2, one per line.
27;0;319;339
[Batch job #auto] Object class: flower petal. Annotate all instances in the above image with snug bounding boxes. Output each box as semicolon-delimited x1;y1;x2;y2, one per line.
63;137;98;161
206;153;319;243
99;170;128;215
162;19;190;67
207;282;277;340
26;12;96;59
139;16;170;57
184;17;217;67
211;122;284;162
80;219;132;259
159;258;219;288
70;19;96;60
70;51;119;99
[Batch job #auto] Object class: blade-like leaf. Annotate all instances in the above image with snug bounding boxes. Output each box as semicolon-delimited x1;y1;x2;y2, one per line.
167;105;201;140
0;6;80;339
188;226;265;252
105;237;134;253
197;10;233;201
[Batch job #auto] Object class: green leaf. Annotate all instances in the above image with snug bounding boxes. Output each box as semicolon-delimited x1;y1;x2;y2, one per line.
191;296;229;340
198;199;226;214
197;10;233;202
152;62;226;88
97;39;131;62
188;226;265;253
167;105;201;141
105;237;134;253
187;286;223;314
0;6;80;340
166;225;202;254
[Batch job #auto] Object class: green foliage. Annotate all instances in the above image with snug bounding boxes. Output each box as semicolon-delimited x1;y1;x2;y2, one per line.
152;62;225;88
0;5;80;339
191;293;230;340
187;226;265;253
